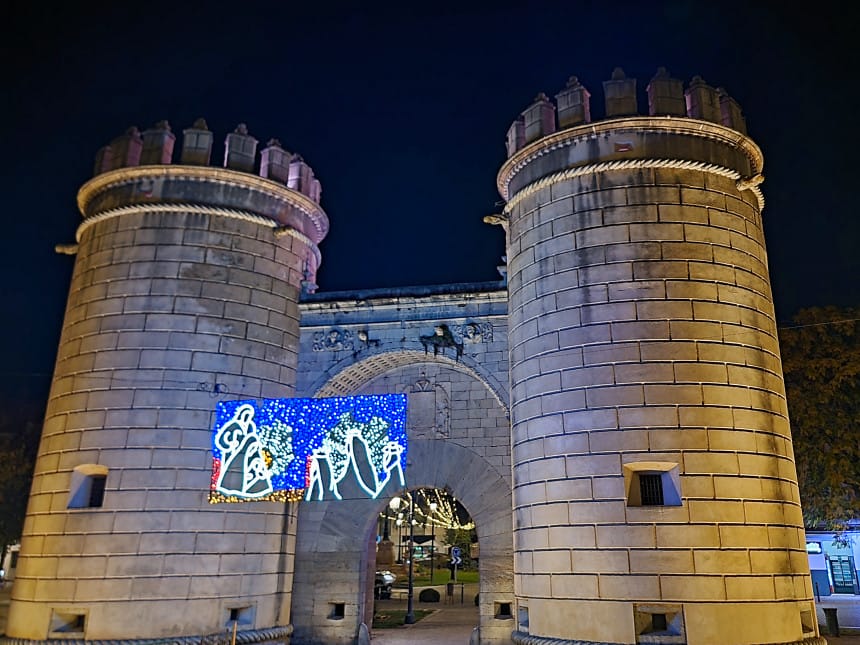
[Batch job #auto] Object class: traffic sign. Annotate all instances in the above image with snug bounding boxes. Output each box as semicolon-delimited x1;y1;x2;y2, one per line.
451;546;461;558
451;556;462;565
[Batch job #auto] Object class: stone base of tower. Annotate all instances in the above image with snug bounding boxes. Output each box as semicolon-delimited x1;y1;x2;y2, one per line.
0;624;292;645
514;599;823;645
512;634;827;645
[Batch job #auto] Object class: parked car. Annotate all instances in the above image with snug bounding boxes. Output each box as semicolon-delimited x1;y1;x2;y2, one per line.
374;570;396;599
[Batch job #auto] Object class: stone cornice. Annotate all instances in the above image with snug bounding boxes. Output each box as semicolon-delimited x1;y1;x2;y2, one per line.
497;116;764;201
300;288;508;317
77;164;329;240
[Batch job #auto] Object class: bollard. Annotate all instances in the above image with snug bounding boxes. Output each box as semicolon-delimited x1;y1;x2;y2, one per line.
447;582;454;604
470;625;481;645
357;622;371;645
823;607;839;637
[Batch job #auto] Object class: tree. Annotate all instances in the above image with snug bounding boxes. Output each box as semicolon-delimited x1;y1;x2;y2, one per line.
0;419;41;558
445;527;477;569
780;306;860;531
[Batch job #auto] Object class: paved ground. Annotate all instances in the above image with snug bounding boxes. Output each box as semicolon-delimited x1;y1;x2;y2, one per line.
2;581;858;643
818;593;860;642
370;587;860;644
370;583;479;644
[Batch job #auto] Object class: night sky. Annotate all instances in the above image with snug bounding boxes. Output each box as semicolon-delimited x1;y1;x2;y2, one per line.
2;2;857;405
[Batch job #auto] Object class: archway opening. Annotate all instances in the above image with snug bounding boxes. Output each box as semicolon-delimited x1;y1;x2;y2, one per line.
370;487;480;634
375;488;477;595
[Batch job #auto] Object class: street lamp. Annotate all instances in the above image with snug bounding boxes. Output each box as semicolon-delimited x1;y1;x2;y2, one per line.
387;496;400;553
429;501;438;584
405;493;416;624
395;516;403;563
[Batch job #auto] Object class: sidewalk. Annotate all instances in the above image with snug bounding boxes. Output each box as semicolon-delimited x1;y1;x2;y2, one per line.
818;593;860;642
371;583;479;644
368;586;860;645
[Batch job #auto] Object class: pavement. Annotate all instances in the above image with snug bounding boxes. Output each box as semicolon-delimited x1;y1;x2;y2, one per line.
2;581;858;644
370;586;860;645
370;583;479;644
817;593;860;642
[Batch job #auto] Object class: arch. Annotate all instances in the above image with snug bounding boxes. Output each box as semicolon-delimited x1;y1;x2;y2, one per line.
305;346;509;413
290;351;514;644
289;439;514;645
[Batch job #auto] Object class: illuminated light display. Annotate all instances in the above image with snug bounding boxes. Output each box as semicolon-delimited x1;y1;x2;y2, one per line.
210;394;408;503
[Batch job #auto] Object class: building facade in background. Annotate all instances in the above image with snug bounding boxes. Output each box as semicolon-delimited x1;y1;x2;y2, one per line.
3;69;825;645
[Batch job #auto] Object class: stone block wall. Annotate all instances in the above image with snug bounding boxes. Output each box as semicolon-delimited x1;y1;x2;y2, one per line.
291;286;516;644
499;71;819;645
7;123;326;642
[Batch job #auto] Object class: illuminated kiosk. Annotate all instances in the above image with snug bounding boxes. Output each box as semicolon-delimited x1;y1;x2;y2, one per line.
4;122;331;642
497;69;822;644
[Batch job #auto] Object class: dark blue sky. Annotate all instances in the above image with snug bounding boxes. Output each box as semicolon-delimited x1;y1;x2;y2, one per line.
2;1;857;401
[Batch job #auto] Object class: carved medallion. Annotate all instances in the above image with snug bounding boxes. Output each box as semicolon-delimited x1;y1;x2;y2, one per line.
451;322;493;344
312;328;354;352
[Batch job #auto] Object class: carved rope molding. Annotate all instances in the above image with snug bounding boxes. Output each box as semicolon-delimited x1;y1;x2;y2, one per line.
510;631;826;645
77;165;329;240
497;116;764;199
501;158;765;214
74;203;322;268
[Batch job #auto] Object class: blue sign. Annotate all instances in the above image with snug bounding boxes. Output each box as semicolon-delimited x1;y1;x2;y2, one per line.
210;394;408;504
452;546;461;558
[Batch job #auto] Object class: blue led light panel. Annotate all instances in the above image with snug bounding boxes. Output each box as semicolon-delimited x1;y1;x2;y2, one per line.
210;394;408;503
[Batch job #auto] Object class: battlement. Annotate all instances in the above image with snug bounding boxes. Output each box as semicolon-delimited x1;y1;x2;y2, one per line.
505;67;747;157
92;119;323;205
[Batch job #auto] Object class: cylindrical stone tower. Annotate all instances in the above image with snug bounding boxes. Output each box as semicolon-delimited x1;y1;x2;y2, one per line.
498;69;822;645
5;121;327;641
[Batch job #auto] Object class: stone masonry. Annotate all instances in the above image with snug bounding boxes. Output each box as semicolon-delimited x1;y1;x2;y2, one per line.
496;68;821;645
5;123;325;641
2;67;824;645
292;285;513;644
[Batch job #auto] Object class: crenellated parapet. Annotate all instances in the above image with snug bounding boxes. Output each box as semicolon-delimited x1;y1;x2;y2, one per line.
505;67;748;159
80;118;329;292
90;118;323;209
497;67;764;215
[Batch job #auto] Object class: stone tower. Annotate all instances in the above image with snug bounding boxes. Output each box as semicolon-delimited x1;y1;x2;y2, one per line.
496;69;822;645
5;121;327;641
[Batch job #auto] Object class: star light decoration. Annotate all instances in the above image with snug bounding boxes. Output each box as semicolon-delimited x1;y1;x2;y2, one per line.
209;394;408;504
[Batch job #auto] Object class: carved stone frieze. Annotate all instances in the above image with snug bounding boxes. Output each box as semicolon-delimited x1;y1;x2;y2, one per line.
312;328;354;352
452;321;493;344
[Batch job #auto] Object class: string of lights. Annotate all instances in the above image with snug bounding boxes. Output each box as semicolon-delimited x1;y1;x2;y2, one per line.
380;488;474;532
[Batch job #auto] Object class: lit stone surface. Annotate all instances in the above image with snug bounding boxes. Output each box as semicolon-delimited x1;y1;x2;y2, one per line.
7;72;823;645
292;288;514;644
6;130;324;641
499;72;818;645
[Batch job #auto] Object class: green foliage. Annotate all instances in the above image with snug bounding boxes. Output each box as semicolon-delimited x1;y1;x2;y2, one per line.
780;306;860;530
445;527;477;568
0;419;41;556
372;609;433;628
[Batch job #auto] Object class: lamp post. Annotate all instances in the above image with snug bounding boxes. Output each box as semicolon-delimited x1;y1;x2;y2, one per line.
395;516;403;563
388;496;401;558
405;494;416;624
429;501;437;584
